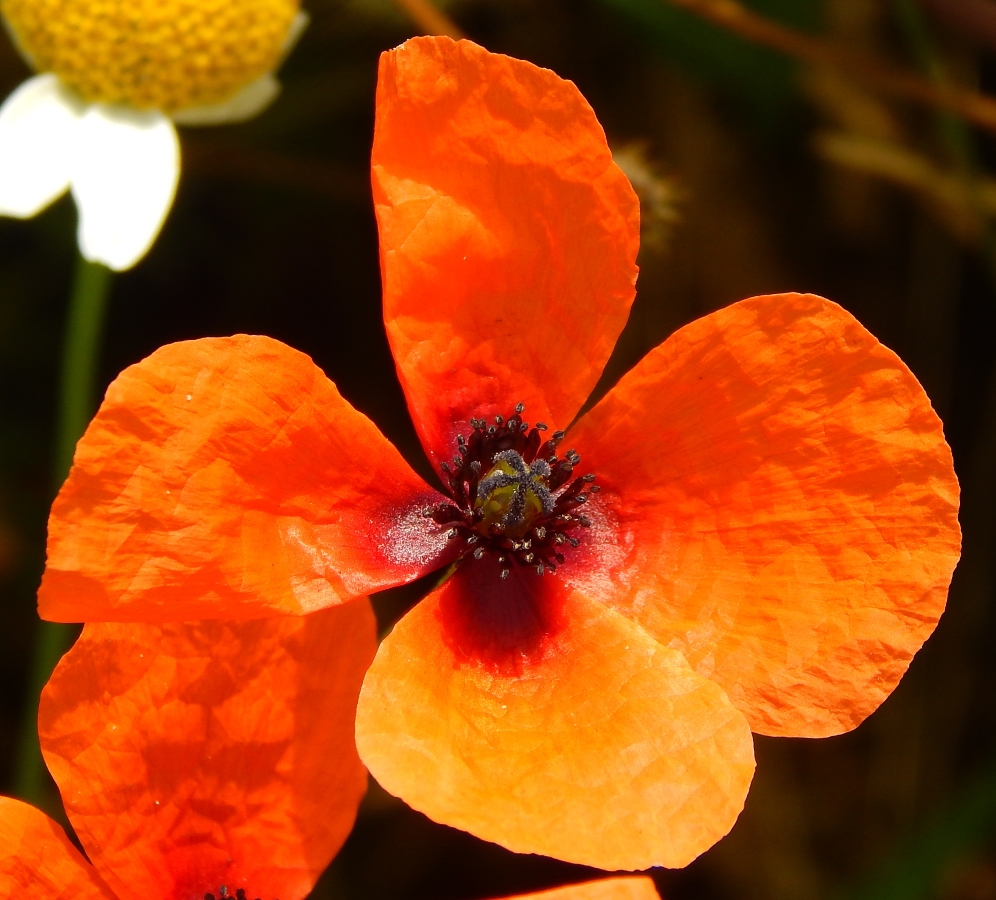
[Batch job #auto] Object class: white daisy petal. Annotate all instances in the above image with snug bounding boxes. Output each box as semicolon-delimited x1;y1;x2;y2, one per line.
71;105;179;271
171;73;280;126
281;10;310;58
1;16;37;69
0;74;83;218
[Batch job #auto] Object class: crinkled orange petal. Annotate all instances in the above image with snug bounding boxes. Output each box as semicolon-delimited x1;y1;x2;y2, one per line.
39;335;452;623
374;36;640;464
568;293;962;738
355;558;754;871
38;601;376;900
506;878;661;900
0;797;116;900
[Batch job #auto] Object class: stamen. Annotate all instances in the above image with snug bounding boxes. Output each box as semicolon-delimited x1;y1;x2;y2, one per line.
206;888;262;900
425;404;600;578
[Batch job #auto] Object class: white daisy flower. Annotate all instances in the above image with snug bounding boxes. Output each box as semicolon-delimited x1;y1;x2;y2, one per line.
0;0;308;270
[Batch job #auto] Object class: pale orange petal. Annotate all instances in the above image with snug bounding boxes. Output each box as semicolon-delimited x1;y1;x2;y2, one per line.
375;36;640;466
39;602;376;900
504;878;661;900
355;559;754;871
568;293;961;738
0;797;115;900
39;335;451;623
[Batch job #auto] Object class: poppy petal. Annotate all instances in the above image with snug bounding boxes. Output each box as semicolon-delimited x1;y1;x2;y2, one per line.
38;601;376;900
355;559;754;871
509;878;661;900
374;36;640;466
0;796;114;900
568;293;961;738
39;335;451;623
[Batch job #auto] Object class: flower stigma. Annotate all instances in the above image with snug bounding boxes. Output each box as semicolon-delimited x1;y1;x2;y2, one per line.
424;404;600;579
0;0;300;112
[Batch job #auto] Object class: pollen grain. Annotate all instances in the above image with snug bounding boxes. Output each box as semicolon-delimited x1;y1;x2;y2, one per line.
1;0;299;112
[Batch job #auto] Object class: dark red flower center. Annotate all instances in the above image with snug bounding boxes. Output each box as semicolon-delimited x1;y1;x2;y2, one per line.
204;887;269;900
425;404;599;578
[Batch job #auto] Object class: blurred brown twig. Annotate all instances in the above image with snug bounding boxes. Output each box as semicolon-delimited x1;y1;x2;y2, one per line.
813;130;996;240
921;0;996;52
658;0;996;133
392;0;466;39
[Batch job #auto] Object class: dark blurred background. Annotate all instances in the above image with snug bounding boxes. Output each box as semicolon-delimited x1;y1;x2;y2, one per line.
2;1;995;898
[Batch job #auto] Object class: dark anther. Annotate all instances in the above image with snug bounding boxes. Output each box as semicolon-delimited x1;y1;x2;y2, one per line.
236;891;247;900
470;460;481;474
500;568;510;579
583;473;596;482
579;515;592;527
567;537;580;548
515;402;525;414
430;504;463;524
536;423;548;431
553;430;566;441
589;485;601;493
219;888;228;898
495;415;504;425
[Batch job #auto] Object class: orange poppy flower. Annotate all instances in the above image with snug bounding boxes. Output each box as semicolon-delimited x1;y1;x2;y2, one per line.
37;36;961;870
0;601;375;900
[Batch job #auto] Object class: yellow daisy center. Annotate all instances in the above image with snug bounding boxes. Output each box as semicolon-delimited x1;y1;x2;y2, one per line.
1;0;300;113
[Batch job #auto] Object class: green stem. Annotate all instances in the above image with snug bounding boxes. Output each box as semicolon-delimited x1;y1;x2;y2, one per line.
55;257;113;485
12;254;112;807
